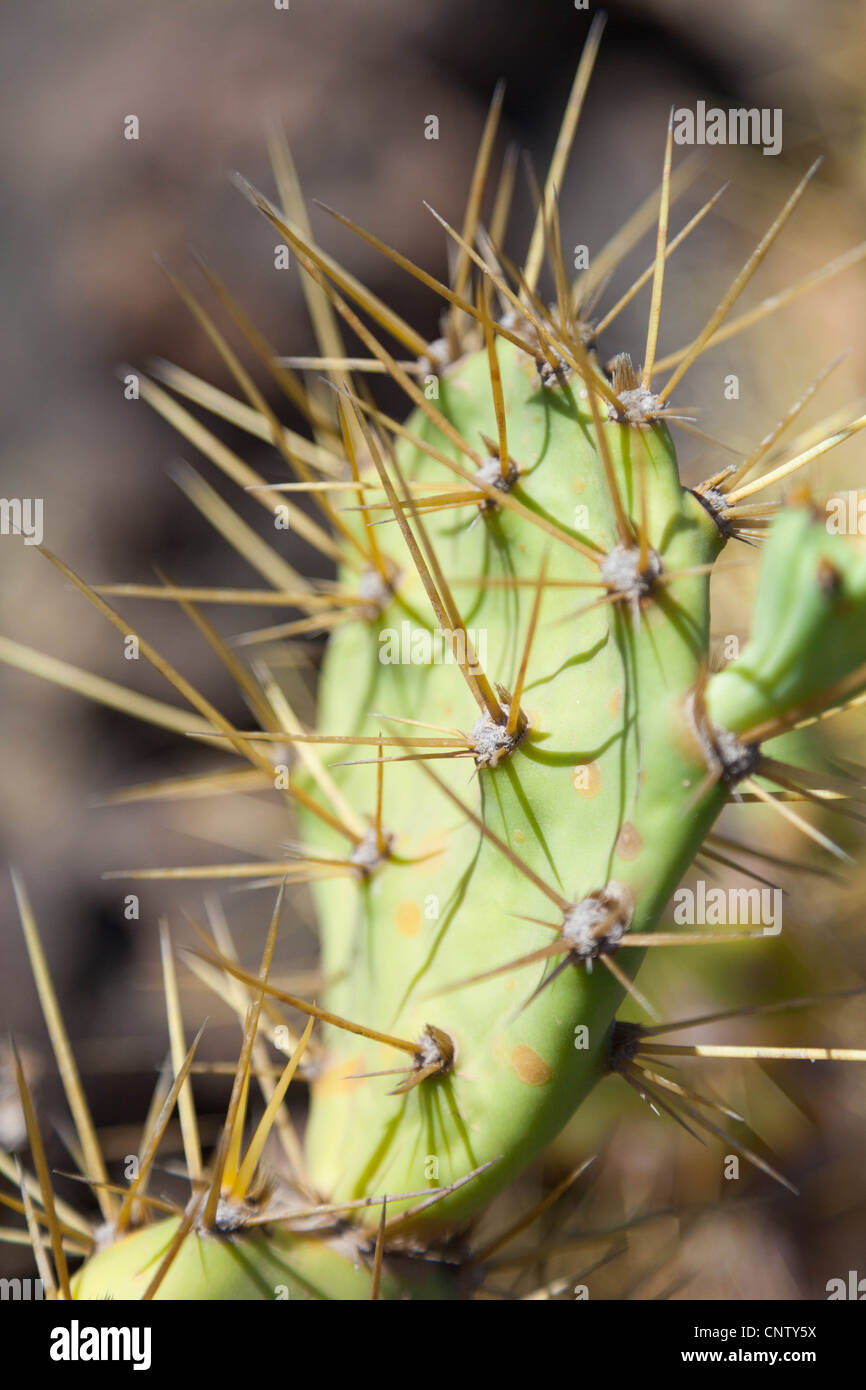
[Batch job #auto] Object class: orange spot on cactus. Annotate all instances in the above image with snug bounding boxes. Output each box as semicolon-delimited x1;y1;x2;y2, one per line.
513;828;525;844
395;900;422;937
615;821;643;860
413;830;449;871
509;1044;552;1086
314;1054;365;1098
572;476;586;495
571;760;602;798
609;687;623;718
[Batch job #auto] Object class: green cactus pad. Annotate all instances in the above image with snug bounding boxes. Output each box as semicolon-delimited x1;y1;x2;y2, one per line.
707;506;866;738
302;342;728;1225
71;1216;454;1300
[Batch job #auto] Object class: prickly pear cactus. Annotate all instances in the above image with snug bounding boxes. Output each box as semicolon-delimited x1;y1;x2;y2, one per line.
301;341;726;1226
6;20;866;1301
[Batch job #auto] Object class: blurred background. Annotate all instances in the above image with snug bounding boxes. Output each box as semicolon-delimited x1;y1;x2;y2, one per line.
2;0;866;1297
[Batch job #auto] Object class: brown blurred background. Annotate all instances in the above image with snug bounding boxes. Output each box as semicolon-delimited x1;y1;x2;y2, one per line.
2;0;866;1296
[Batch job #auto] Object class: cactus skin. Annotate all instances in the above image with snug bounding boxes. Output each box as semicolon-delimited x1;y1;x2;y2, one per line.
72;1218;455;1300
706;506;866;736
302;341;727;1226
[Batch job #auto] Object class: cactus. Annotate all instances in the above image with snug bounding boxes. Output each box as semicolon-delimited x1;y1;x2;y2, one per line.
5;17;866;1300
